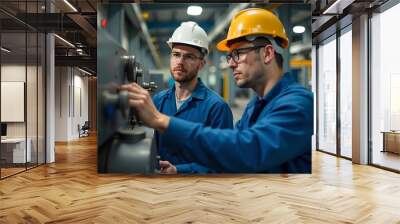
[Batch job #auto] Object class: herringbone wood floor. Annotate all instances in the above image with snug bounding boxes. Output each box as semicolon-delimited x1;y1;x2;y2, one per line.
1;134;400;223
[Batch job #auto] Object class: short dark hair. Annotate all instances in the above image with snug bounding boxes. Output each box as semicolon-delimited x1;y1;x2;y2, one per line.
228;37;284;68
251;37;283;69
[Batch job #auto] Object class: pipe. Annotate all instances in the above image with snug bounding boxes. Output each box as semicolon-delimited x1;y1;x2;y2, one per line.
131;4;163;69
208;3;250;42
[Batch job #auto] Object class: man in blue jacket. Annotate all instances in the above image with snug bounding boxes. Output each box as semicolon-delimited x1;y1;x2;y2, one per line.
153;21;233;174
122;8;313;173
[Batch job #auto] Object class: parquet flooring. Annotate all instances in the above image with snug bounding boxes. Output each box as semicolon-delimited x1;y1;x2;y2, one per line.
1;167;25;178
1;134;400;223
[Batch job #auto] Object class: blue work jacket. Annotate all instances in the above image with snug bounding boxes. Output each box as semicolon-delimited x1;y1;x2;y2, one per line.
161;72;313;173
153;78;234;173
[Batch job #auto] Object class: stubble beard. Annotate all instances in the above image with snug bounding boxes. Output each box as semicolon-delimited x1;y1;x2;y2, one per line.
172;68;198;84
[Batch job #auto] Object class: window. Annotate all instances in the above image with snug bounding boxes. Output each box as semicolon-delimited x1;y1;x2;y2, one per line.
371;2;400;171
317;35;337;154
339;27;352;158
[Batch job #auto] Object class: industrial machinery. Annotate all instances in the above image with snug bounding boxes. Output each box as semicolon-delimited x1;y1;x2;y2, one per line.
97;27;158;173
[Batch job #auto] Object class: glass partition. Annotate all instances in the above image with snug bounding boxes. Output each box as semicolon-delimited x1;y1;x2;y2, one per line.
339;27;352;158
38;32;45;165
27;31;38;170
317;35;337;154
1;31;28;177
0;1;46;179
371;3;400;171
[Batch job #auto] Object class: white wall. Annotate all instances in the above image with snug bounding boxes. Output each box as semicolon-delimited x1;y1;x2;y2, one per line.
1;65;26;139
54;67;89;141
1;64;46;164
55;67;68;141
1;65;26;81
71;72;89;138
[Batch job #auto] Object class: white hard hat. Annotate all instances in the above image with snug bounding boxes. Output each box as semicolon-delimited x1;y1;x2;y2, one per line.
167;21;209;55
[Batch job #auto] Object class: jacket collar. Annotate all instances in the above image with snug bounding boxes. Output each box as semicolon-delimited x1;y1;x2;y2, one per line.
251;72;295;104
166;78;207;100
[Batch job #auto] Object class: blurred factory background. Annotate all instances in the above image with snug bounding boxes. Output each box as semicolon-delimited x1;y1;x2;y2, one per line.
99;3;312;107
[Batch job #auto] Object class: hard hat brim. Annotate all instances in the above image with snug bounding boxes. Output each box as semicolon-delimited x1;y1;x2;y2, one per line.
216;39;230;52
217;35;289;52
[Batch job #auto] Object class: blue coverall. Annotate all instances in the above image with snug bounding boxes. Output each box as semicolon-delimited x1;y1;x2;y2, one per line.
153;78;234;173
160;72;313;173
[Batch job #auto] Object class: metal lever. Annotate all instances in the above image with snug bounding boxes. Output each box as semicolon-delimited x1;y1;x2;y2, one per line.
142;81;158;91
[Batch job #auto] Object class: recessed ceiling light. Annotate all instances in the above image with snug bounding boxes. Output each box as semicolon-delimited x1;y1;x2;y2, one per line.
78;67;92;76
63;0;78;12
54;34;75;48
187;6;202;16
1;47;11;53
293;26;305;34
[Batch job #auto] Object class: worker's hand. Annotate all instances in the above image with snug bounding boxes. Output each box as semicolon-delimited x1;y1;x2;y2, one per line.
159;160;177;174
120;82;170;132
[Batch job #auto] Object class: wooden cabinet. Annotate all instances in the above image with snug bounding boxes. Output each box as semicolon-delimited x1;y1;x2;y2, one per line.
382;131;400;154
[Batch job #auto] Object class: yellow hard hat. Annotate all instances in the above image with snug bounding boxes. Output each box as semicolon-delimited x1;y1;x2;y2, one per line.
217;8;289;51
